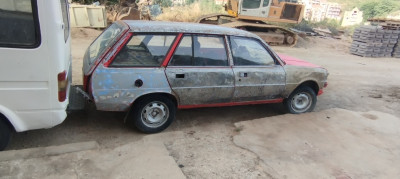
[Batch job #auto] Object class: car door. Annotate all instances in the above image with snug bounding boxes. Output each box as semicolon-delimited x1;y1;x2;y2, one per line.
229;36;286;102
240;0;271;17
165;35;234;106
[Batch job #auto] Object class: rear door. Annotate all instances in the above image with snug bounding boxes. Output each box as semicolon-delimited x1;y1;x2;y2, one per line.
165;34;234;106
240;0;271;17
229;36;285;102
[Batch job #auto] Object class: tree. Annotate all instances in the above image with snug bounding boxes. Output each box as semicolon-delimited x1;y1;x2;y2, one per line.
360;0;400;20
186;0;196;5
153;0;172;7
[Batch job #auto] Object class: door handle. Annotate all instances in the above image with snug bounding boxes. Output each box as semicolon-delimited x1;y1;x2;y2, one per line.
176;74;185;78
242;9;247;11
239;72;248;77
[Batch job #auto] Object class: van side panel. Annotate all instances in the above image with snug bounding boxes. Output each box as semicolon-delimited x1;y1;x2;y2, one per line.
0;0;70;131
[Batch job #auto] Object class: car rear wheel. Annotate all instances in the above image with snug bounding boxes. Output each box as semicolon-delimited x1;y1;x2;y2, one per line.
285;86;316;114
0;118;12;151
129;95;176;133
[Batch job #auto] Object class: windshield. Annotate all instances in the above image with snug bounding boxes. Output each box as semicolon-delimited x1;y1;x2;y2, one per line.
87;23;125;65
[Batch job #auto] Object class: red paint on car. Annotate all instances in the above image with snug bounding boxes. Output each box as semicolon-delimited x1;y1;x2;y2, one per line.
278;54;320;68
178;99;284;109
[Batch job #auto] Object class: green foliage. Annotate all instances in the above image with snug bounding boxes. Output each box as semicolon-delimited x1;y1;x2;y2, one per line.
199;0;224;12
153;0;173;7
186;0;196;5
360;0;400;20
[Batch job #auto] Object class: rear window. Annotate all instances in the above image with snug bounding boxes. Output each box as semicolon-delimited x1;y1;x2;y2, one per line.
0;0;41;48
110;34;177;67
86;23;125;65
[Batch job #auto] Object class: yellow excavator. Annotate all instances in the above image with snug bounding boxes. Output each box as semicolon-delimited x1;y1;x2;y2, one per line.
196;0;304;46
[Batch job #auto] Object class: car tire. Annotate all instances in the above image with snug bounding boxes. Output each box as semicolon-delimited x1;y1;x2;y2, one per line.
0;118;12;151
285;86;317;114
129;95;176;133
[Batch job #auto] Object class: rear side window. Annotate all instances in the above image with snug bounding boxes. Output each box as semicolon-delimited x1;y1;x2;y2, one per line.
0;0;41;48
169;35;228;66
111;34;176;67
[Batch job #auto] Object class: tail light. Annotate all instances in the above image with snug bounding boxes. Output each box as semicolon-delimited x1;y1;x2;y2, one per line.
58;71;68;102
324;82;328;88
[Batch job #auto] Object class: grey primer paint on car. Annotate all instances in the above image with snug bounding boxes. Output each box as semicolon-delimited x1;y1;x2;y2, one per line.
283;65;328;97
91;65;173;111
165;68;235;105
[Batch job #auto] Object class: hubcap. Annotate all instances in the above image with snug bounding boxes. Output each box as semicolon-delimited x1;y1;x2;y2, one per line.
291;92;312;113
141;101;169;128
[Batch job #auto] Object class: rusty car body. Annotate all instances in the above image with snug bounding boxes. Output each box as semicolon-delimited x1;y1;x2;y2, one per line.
82;20;328;133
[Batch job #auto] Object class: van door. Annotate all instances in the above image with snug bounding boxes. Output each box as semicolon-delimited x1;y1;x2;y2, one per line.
165;35;234;106
240;0;271;17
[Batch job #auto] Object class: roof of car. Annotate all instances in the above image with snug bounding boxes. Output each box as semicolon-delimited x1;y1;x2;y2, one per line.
122;20;259;38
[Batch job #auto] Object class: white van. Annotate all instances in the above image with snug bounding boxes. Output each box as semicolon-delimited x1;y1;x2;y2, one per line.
0;0;71;150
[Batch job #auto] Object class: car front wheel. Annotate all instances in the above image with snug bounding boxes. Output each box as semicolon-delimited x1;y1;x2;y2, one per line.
0;118;11;151
285;86;317;114
129;95;176;133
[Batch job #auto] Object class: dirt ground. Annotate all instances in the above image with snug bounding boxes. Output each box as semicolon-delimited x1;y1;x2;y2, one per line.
1;28;400;178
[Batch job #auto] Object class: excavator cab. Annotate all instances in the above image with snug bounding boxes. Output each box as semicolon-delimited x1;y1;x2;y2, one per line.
227;0;304;24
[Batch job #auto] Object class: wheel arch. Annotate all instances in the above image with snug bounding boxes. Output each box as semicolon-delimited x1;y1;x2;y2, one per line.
291;80;320;96
0;106;20;132
132;92;178;108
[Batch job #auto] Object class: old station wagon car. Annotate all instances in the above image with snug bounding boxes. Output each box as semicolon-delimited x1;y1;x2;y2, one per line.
82;20;328;133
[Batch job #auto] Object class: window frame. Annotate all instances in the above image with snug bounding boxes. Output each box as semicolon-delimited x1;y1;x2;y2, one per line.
109;32;179;68
168;33;230;67
228;36;280;67
0;0;42;49
60;0;70;43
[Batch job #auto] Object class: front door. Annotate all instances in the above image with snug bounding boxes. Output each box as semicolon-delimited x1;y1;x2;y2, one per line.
240;0;271;17
229;36;286;102
165;35;234;105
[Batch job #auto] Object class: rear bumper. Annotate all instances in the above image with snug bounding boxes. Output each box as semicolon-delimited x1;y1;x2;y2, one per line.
318;89;324;96
12;109;67;132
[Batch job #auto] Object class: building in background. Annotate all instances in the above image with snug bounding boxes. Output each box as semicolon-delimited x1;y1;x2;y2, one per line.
172;0;185;5
341;7;363;27
299;0;341;22
215;0;227;5
325;2;341;20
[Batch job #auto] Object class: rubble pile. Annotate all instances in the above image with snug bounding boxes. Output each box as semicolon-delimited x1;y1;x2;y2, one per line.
350;26;399;58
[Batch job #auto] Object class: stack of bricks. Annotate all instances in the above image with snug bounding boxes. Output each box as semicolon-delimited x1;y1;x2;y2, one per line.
350;26;399;58
393;36;400;58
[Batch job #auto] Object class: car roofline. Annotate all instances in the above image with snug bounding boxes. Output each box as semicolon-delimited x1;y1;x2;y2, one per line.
122;20;260;38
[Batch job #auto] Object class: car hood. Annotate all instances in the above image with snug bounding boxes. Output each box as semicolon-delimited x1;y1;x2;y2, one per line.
278;53;321;68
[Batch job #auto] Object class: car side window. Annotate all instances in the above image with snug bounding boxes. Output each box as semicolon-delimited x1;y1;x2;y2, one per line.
169;35;228;66
110;34;176;67
230;36;276;66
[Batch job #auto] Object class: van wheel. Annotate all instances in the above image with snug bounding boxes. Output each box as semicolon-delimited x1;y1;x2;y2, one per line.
130;95;176;133
285;86;316;114
0;118;11;151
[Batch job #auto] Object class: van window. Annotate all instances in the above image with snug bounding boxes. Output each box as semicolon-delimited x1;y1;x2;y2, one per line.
111;34;177;67
0;0;40;48
60;0;69;42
